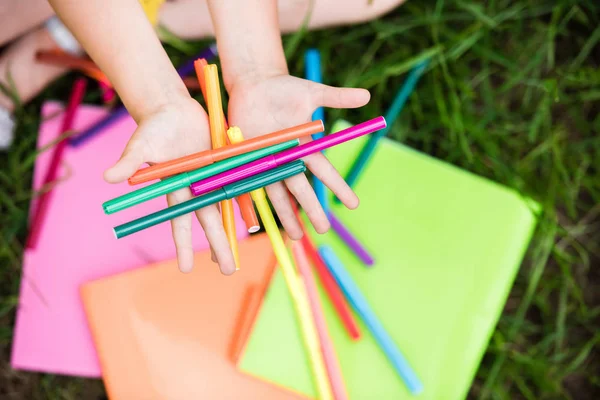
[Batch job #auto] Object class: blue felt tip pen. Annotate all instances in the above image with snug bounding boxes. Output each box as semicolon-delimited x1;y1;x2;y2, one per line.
305;49;328;211
337;59;429;200
318;245;424;395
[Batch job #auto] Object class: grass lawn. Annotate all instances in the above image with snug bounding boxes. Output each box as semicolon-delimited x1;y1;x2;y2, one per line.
1;0;599;398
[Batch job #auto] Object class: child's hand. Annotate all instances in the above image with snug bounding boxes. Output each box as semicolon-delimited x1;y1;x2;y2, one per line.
227;74;370;239
104;95;237;275
48;0;238;273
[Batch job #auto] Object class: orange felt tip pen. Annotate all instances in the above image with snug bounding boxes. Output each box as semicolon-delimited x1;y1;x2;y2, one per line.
128;120;324;185
194;59;209;102
35;50;111;86
226;127;262;233
205;64;239;269
236;194;260;233
204;64;226;148
194;59;259;233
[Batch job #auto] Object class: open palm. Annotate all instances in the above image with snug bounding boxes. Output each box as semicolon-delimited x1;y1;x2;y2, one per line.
227;74;370;239
103;96;237;275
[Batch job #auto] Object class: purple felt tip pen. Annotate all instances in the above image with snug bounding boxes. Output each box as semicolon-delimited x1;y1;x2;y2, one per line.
328;211;375;266
190;116;386;196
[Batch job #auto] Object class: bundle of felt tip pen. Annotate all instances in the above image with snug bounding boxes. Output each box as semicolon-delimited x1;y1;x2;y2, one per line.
103;61;387;246
101;59;390;399
19;41;538;400
101;52;433;399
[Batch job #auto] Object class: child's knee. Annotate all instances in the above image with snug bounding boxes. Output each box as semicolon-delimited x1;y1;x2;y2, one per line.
350;0;406;23
304;0;406;28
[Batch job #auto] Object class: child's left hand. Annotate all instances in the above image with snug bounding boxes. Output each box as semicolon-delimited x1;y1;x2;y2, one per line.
227;74;370;239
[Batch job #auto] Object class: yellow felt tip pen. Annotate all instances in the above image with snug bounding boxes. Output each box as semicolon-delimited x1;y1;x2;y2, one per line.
206;65;239;269
227;126;333;400
139;0;164;26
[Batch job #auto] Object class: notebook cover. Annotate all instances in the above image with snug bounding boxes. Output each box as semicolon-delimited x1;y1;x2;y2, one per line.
11;102;247;377
237;120;539;399
81;233;304;400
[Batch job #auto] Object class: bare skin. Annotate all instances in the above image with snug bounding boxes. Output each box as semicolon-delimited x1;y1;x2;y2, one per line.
0;27;67;112
3;0;402;273
160;0;405;39
0;0;55;46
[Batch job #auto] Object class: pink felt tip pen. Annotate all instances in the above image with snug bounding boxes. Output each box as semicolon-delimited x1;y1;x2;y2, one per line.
190;116;386;196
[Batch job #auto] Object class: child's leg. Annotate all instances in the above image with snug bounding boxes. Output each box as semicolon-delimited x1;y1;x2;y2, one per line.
279;0;406;31
159;0;213;39
0;27;69;111
0;0;55;46
159;0;405;39
0;27;69;148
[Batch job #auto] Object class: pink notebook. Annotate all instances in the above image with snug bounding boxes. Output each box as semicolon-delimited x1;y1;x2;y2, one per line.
11;102;247;377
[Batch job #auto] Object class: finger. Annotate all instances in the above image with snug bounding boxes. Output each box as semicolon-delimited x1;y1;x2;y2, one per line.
209;205;224;264
310;83;370;110
210;246;217;263
103;129;147;184
285;174;329;234
167;189;196;273
194;205;236;275
265;181;303;240
305;152;359;209
158;0;212;40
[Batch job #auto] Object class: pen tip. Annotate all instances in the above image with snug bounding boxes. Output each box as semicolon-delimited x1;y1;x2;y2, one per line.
379;116;388;128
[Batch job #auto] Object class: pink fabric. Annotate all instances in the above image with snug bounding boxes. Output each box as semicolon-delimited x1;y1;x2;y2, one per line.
11;102;247;377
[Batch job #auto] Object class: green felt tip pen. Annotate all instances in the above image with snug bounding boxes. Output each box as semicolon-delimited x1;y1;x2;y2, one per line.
103;139;299;214
113;160;306;239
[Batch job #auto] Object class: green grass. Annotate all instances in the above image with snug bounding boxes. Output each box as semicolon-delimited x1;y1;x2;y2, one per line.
1;0;599;398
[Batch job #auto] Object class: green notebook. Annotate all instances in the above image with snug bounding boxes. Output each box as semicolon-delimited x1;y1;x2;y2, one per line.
238;120;539;399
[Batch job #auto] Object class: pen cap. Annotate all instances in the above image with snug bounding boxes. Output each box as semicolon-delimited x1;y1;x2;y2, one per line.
226;126;245;143
223;161;306;199
274;117;387;165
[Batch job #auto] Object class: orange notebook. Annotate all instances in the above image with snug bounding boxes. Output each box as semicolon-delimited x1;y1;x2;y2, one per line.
81;234;304;400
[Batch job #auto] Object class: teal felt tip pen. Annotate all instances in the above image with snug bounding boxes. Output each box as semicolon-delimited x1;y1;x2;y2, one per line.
338;59;429;197
103;139;299;214
113;160;306;239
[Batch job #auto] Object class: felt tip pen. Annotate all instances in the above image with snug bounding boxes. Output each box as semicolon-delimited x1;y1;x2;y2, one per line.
288;195;362;340
328;211;375;266
204;63;239;269
318;245;423;395
339;59;429;193
250;186;333;400
128;120;324;185
305;49;325;133
26;78;88;249
292;242;348;400
103;140;299;214
193;59;258;234
35;50;109;85
68;44;218;147
305;49;328;212
113;160;306;239
190;116;386;196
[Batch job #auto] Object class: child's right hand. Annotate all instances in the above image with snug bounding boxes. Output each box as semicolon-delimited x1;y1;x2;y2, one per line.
104;95;237;275
46;0;238;274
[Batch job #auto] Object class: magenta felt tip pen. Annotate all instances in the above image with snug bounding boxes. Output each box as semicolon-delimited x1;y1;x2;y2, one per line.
190;116;386;196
